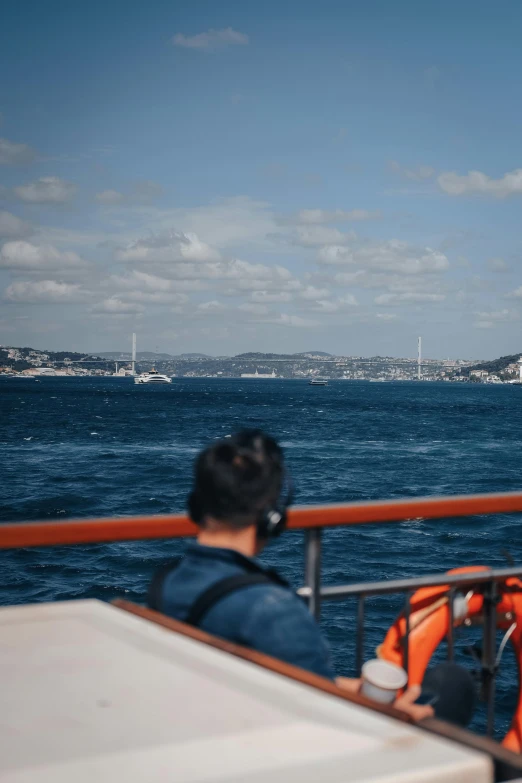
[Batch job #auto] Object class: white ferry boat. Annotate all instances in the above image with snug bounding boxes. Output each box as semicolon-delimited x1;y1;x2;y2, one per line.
309;378;328;386
134;368;172;384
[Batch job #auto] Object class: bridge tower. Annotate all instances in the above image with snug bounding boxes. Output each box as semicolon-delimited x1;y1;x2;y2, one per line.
131;333;136;376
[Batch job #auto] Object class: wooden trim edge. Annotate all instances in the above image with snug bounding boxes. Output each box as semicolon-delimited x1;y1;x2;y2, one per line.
112;599;522;781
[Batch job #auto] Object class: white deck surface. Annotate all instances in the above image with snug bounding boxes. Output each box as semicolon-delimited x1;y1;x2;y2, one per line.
0;599;492;782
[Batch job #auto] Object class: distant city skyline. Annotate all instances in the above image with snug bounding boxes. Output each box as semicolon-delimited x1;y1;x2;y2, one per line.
1;343;480;382
1;0;522;359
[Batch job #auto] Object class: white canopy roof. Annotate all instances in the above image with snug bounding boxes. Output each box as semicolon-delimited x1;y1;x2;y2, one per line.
0;599;492;782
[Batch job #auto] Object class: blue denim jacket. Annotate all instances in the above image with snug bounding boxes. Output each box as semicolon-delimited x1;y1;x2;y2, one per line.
158;543;336;680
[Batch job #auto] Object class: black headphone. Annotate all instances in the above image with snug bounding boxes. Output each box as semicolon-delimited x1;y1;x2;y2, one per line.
187;489;205;526
256;470;294;539
188;470;294;540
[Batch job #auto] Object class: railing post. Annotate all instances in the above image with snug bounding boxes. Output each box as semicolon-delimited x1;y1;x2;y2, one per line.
403;591;412;684
304;528;322;621
447;586;455;662
482;580;498;737
355;595;366;676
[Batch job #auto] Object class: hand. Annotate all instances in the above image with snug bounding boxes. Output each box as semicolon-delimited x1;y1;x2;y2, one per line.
335;676;362;694
394;685;434;721
336;678;433;722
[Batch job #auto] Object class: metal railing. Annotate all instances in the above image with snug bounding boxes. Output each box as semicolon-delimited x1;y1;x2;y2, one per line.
298;539;522;737
3;490;522;548
3;490;522;739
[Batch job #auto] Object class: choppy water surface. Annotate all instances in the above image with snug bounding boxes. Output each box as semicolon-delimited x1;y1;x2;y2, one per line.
1;376;521;737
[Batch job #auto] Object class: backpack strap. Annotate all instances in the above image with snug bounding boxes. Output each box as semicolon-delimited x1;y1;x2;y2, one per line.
147;556;284;626
185;573;273;627
147;558;182;611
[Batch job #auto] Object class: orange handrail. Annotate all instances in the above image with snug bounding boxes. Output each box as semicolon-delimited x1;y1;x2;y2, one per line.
1;491;522;549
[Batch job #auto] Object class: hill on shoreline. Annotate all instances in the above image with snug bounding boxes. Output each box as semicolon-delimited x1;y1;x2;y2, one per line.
464;353;521;376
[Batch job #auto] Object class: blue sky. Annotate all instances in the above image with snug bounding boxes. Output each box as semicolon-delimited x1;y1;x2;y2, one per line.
1;0;522;358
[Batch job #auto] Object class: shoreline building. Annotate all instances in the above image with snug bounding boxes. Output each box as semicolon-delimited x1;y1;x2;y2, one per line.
240;369;277;378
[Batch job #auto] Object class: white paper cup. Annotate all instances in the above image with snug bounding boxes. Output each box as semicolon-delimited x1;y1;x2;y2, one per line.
361;659;408;704
452;593;469;622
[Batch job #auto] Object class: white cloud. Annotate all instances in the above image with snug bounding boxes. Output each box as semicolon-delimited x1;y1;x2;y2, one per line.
289;208;380;224
121;197;279;254
124;290;188;305
303;294;358;313
508;286;522;299
330;270;448;298
197;300;225;312
92;297;144;315
438;168;522;198
196;299;225;315
220;258;276;281
389;161;435;181
14;176;77;204
110;270;179;292
173;27;249;51
105;270;189;305
376;313;399;321
5;279;87;303
115;232;221;263
299;285;330;300
0;211;32;238
318;239;449;274
374;292;445;305
0;137;36;165
332;270;371;286
310;299;339;313
471;308;517;330
317;246;352;265
251;290;293;303
1;186;462;346
262;313;319;328
0;240;84;271
474;308;516;323
339;294;358;306
109;270;205;293
179;234;221;261
136;257;301;299
218;263;301;297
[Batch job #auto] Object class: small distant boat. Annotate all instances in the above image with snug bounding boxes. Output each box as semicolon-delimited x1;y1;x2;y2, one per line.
308;379;328;386
134;368;172;385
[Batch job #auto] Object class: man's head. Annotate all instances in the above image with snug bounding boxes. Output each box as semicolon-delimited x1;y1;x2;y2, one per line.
188;430;287;539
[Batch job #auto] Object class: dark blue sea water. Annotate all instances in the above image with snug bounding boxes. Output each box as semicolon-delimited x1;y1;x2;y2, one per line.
1;376;522;738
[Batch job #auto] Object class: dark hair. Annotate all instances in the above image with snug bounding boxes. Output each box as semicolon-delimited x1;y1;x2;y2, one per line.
188;429;284;528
